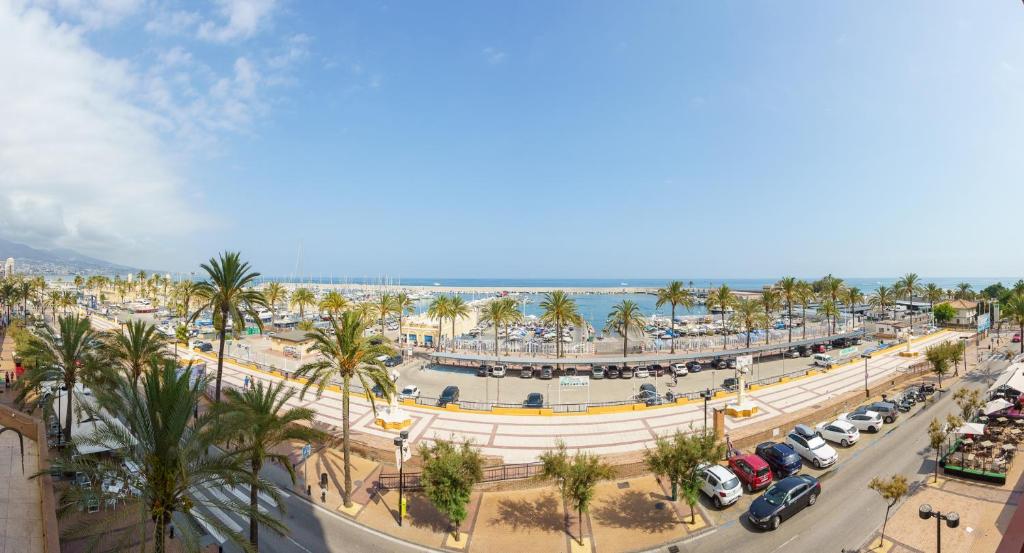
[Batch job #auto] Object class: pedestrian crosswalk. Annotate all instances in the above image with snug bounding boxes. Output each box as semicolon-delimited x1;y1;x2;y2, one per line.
190;483;290;546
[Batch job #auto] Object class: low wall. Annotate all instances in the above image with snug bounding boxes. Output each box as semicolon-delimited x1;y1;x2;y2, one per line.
0;404;60;553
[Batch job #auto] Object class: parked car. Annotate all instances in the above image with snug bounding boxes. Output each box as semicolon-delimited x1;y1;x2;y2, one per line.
438;386;460;407
697;463;743;508
797;345;812;357
671;363;688;377
812;353;834;368
620;366;635;379
606;365;620;379
728;453;773;492
649;364;665;377
755;442;803;478
839;411;883;433
726;358;737;370
855;401;900;424
636;383;658;403
747;475;821;530
592;366;606;379
635;366;650;379
784;348;800;359
398;385;421;401
785;429;838;469
539;366;554;380
722;377;747;391
491;365;507;378
477;365;490;377
709;357;728;370
811;344;827;354
564;366;578;376
523;393;544;408
520;365;534;378
198;342;213;353
1014;333;1022;343
814;419;859;447
831;337;850;348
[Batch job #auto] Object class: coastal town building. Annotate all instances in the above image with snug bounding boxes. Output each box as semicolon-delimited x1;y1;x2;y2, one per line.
268;329;315;352
946;299;979;326
868;319;911;339
404;310;479;347
2;257;12;277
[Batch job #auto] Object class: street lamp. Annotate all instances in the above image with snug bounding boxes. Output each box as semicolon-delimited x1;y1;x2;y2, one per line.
959;336;969;376
861;353;871;398
919;504;959;553
393;430;410;527
700;388;713;435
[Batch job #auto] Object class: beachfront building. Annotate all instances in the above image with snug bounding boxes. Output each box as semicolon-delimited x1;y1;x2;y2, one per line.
2;257;12;278
869;319;911;339
268;329;315;352
404;310;480;347
945;299;979;326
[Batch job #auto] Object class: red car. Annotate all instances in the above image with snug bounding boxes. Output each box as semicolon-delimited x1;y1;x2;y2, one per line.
728;453;773;492
1014;333;1021;343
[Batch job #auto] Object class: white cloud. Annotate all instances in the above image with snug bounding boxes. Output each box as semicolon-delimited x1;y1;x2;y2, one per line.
198;0;278;42
482;47;506;65
0;2;199;267
144;9;200;36
31;0;142;29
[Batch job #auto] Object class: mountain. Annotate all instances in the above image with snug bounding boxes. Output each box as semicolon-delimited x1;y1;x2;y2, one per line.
0;237;137;275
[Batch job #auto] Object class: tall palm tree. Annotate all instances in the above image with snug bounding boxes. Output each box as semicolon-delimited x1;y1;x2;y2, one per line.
290;287;316;319
318;290;349;321
732;298;766;348
103;319;167;387
539;291;583;358
53;359;274;553
374;293;397;338
655;281;694;354
794;281;815;340
606;300;647;357
844;287;865;329
214;381;325;550
896;273;921;327
175;279;201;320
818;300;840;336
955;282;974;301
479;298;523;360
0;280;13;322
870;286;896;322
777;277;799;343
705;285;735;350
760;288;782;345
427;295;452;351
1003;292;1024;354
394;292;414;346
263;282;288;322
446;296;471;351
923;283;945;316
17;314;100;443
296;312;396;508
61;290;77;316
192;251;268;403
820;275;845;334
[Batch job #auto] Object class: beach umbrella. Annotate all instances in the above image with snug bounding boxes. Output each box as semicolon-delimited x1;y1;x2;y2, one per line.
984;398;1013;415
955;422;986;435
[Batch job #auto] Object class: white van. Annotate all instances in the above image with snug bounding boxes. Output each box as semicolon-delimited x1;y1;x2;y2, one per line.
813;353;834;368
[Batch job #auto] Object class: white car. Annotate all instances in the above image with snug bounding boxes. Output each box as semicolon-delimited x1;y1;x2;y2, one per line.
785;430;839;469
635;367;650;378
398;385;420;401
491;365;507;378
697;463;742;508
671;363;688;376
814;419;860;447
839;411;884;433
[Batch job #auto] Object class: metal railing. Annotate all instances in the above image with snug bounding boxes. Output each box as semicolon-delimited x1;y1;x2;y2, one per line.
377;460;650;491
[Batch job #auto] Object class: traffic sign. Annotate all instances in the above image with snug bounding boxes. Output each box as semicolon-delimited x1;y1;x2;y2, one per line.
736;355;753;370
301;443;312;460
559;376;590;389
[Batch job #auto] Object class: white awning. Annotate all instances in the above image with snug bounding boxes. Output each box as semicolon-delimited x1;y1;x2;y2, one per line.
989;363;1024;394
54;386;131;456
955;422;986;435
983;398;1014;415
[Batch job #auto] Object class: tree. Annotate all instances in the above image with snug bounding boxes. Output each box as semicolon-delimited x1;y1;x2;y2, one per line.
870;286;896;322
924;283;945;314
175;280;201;320
981;283;1008;300
539;441;615;546
52;358;275;553
17;314;101;443
655;281;694;354
868;474;909;549
374;293;397;339
896;273;921;327
394;292;415;345
174;324;189;359
954;282;975;300
645;430;726;520
540;291;583;358
264;282;288;321
1002;292;1024;354
213;381;325;550
296;311;395;508
925;342;953;389
446;296;471;351
420;438;484;542
318;290;349;321
705;285;735;349
777;277;799;343
479;298;522;360
820;275;846;334
290;287;316;320
605;300;647;357
933;303;956;324
102;319;167;388
953;388;983;422
927;417;951;483
732;298;766;348
427;295;451;351
760;288;782;344
818;300;840;337
192;251;268;402
795;281;814;340
844;287;864;329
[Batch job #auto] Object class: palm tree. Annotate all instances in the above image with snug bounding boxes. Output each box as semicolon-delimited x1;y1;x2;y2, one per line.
818;300;840;338
479;298;523;360
394;292;415;346
820;275;845;334
655;281;694;354
17;314;100;443
290;287;315;320
263;282;288;321
175;279;201;320
213;381;325;550
47;290;62;323
732;298;766;348
923;283;944;319
1003;292;1024;354
192;251;268;403
60;290;77;316
18;278;32;320
539;291;583;358
296;312;396;508
844;287;864;330
446;296;471;352
870;285;896;322
103;320;167;387
777;277;799;343
53;359;275;553
427;295;452;351
605;300;646;357
896;273;921;327
374;293;397;338
955;282;974;300
318;290;349;321
760;288;782;345
705;285;735;350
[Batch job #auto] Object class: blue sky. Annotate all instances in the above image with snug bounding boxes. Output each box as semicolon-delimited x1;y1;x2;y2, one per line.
2;1;1023;278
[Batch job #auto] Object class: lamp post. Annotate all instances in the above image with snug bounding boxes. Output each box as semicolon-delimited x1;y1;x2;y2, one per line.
861;353;871;398
919;504;959;553
959;336;969;376
701;388;713;435
393;430;410;527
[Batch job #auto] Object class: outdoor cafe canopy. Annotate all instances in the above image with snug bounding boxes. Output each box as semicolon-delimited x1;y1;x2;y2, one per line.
955;422;986;436
984;398;1014;415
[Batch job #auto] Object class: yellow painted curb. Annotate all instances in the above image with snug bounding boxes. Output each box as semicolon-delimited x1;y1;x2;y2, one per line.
725;405;759;417
374;417;412;430
568;537;592;553
338;502;363;517
866;537;895;553
444;533;471;550
681;514;707;533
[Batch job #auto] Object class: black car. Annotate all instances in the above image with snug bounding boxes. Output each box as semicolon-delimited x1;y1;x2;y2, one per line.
726;358;737;370
747;475;821;530
649;364;665;377
722;377;747;391
520;366;534;378
636;383;658;402
438;386;460;407
797;345;812;357
754;442;803;478
384;355;403;367
564;366;578;376
197;342;213;352
709;358;728;370
476;365;490;377
606;365;620;379
831;337;850;348
523;393;544;408
539;366;554;380
686;360;703;373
